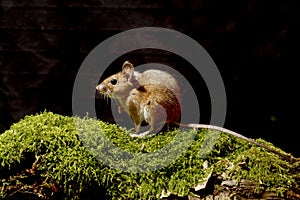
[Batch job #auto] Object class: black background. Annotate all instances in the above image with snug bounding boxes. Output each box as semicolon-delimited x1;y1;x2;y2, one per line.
1;0;296;156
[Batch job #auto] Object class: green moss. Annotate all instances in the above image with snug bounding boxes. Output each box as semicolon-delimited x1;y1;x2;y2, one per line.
0;111;299;199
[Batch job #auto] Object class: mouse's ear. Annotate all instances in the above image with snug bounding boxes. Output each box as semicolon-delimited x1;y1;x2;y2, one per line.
122;61;134;81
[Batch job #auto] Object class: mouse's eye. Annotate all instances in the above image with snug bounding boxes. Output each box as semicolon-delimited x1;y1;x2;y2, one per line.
110;79;117;85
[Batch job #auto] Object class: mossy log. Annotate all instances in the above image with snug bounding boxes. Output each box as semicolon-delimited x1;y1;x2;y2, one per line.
1;112;299;199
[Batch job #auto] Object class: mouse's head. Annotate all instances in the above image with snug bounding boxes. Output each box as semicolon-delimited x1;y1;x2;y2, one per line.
96;61;136;99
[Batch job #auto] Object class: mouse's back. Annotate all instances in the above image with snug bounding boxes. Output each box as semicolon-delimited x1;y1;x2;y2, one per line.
135;69;181;102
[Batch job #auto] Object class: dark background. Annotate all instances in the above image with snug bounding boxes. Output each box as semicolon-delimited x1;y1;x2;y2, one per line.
1;1;296;156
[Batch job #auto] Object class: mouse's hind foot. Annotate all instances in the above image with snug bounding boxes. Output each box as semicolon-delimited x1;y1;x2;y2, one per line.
130;129;156;138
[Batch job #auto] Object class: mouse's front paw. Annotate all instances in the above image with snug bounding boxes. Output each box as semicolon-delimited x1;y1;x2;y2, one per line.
118;106;125;114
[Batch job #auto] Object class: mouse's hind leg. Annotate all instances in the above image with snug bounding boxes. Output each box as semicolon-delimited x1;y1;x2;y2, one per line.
129;123;160;138
130;103;166;138
130;120;155;138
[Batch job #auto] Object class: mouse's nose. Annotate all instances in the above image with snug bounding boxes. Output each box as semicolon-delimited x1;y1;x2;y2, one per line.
96;84;106;92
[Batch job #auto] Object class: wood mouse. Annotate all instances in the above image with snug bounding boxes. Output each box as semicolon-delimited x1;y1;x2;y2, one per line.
96;61;181;137
96;61;296;162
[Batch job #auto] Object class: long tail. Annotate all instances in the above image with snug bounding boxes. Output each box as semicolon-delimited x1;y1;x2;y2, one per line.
175;123;297;162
